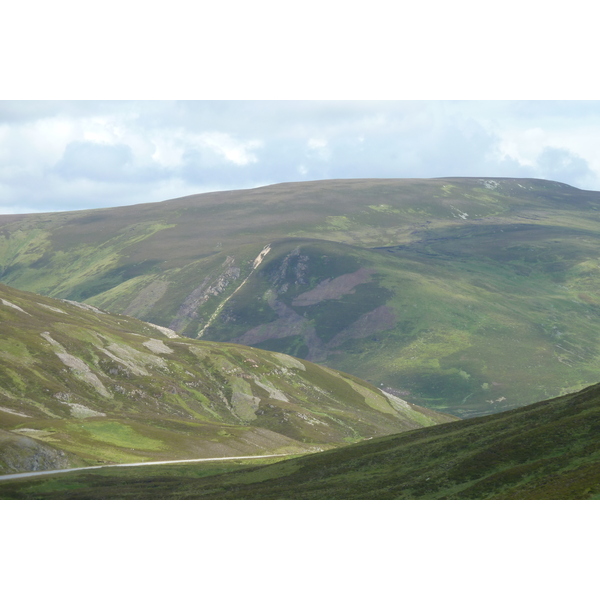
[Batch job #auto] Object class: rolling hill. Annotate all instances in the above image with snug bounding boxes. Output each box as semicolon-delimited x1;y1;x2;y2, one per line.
2;177;600;417
2;378;599;499
0;282;451;474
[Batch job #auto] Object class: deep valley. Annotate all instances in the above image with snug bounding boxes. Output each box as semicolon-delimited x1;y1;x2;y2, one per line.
2;177;600;499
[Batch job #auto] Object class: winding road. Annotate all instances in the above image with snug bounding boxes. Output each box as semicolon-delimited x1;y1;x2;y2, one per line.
0;453;291;482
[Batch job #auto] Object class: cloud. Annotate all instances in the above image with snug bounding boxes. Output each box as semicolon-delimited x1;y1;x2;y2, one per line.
307;138;331;161
54;140;134;181
197;132;263;166
3;101;600;213
536;147;596;187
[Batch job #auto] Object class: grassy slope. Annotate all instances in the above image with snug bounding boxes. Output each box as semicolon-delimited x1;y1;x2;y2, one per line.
0;283;452;474
3;178;600;416
4;380;598;499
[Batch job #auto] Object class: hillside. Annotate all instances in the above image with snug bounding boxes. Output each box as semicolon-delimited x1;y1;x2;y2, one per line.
3;177;600;417
3;380;598;499
0;283;451;474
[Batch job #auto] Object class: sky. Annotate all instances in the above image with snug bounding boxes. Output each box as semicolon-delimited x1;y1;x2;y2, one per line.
2;100;600;214
3;1;595;586
2;1;599;215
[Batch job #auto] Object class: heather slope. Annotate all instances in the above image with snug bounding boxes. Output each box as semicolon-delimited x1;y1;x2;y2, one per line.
4;380;597;499
0;283;450;474
3;178;600;416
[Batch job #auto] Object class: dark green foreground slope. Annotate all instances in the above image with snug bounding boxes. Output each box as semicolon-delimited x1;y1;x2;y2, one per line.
3;381;599;499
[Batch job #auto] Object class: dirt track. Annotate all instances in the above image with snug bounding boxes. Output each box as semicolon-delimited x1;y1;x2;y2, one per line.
0;453;291;482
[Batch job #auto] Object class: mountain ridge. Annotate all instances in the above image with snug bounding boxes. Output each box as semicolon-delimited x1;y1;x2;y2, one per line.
3;177;600;417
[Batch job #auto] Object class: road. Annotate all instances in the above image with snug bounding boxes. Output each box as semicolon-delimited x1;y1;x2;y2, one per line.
0;453;291;482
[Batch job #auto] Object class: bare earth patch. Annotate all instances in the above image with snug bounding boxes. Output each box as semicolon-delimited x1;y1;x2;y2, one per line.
1;298;30;314
292;268;374;306
143;339;174;354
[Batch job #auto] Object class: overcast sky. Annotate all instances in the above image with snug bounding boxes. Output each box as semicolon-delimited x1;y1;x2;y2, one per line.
2;100;600;214
2;2;598;215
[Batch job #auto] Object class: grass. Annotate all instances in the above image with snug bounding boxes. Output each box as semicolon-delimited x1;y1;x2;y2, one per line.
0;455;296;499
2;381;599;500
4;177;600;418
0;282;451;472
71;421;167;451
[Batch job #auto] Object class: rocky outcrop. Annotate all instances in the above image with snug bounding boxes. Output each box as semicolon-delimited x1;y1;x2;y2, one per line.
268;247;310;292
0;429;74;474
169;256;240;331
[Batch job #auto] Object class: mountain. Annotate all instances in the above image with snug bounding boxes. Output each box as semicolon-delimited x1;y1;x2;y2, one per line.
2;177;600;417
3;379;597;499
0;283;452;474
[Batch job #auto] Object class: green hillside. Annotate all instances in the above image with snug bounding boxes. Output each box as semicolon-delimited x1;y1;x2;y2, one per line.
3;177;600;416
0;283;451;474
3;379;597;499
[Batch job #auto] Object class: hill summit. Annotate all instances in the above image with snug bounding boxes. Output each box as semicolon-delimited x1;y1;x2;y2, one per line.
3;177;600;417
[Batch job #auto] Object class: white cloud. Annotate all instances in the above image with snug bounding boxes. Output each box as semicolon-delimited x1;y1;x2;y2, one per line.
3;101;600;214
196;132;263;166
150;130;187;168
307;137;331;161
497;127;547;166
54;140;134;181
308;138;327;149
0;117;76;172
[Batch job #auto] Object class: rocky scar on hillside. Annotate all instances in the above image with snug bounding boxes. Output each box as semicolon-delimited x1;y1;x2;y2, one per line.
169;256;241;331
0;282;454;473
0;429;76;474
210;247;397;364
4;178;600;418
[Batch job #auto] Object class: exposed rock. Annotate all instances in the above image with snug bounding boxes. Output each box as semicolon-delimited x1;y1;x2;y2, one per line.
170;256;240;331
0;429;74;474
145;322;179;338
269;247;310;290
254;380;290;403
142;338;174;354
40;332;112;398
1;298;30;314
0;406;31;418
61;299;106;314
68;403;107;418
37;302;67;314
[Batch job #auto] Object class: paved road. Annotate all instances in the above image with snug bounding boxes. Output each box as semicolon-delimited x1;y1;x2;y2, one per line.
0;453;291;482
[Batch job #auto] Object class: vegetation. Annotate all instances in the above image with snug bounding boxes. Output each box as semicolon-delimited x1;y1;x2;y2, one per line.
0;282;452;474
3;178;600;417
2;380;599;499
2;177;600;499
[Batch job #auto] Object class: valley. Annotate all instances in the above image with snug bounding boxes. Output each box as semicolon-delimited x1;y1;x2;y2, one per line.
1;176;600;499
2;177;600;417
2;378;599;499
